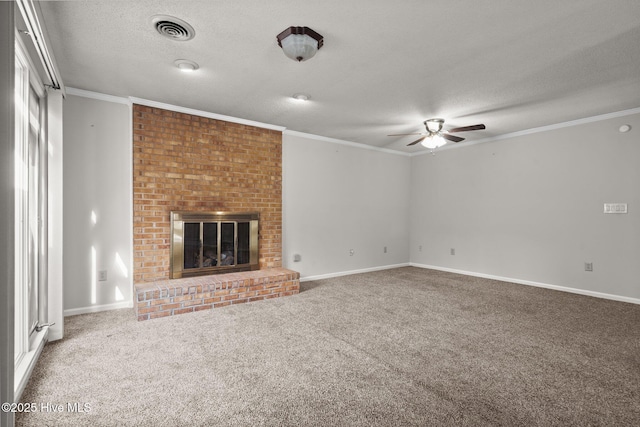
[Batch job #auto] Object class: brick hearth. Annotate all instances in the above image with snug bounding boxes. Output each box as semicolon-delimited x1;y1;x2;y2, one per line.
135;268;300;321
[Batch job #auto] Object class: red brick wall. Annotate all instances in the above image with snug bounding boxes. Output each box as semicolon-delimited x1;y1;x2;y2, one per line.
132;104;282;283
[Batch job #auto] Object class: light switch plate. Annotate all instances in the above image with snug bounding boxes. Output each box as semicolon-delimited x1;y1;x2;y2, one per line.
604;203;627;214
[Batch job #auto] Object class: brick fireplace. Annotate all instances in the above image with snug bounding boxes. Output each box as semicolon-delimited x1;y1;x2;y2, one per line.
132;104;299;320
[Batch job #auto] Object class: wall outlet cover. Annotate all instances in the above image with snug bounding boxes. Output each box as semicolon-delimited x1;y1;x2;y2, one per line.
604;203;627;214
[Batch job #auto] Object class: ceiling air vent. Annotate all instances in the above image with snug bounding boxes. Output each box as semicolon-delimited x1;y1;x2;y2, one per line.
151;15;195;41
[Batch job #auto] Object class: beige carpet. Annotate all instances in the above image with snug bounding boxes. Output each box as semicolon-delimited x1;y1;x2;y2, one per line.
16;267;640;426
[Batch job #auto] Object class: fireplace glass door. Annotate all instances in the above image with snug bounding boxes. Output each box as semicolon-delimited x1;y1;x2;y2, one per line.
171;212;259;278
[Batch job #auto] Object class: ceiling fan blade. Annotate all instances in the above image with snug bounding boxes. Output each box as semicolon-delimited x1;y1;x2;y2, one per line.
442;133;465;143
447;124;485;133
407;136;427;146
388;133;424;136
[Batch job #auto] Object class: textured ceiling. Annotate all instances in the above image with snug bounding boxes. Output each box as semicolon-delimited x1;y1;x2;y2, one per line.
35;0;640;153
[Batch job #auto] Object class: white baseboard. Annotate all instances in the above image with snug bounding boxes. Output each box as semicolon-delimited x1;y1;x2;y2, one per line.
300;263;411;282
410;263;640;305
64;301;133;317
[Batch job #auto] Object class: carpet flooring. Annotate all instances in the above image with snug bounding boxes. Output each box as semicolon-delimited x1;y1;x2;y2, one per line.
16;267;640;426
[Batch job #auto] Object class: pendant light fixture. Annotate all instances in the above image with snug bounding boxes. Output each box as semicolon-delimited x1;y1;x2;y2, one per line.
276;26;324;62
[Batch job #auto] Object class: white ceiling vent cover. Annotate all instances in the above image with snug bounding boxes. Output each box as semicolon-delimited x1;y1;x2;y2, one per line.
151;15;195;41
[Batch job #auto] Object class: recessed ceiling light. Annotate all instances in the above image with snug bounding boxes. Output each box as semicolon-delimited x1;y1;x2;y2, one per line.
292;93;310;101
619;124;631;133
174;59;199;72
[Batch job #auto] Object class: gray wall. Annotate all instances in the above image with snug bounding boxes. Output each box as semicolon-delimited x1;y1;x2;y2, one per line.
61;95;412;310
410;112;640;300
63;94;133;313
283;133;411;279
62;92;639;310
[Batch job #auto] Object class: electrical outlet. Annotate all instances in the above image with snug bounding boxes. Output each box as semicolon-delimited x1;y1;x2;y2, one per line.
450;248;455;255
349;249;355;256
384;246;387;253
419;245;422;252
293;254;301;262
585;262;593;272
98;270;108;281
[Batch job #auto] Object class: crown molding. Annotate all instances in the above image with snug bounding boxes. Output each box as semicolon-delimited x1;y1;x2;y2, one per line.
412;106;640;157
66;87;132;105
284;130;412;157
129;97;286;132
66;88;640;156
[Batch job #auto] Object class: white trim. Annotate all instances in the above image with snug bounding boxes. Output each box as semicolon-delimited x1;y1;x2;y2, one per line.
410;263;640;305
14;328;47;401
126;100;135;321
300;263;411;282
16;0;65;92
411;106;640;157
284;130;412;157
13;37;30;363
46;89;64;341
67;88;640;158
130;97;287;132
66;89;283;132
14;31;45;97
64;301;133;317
66;87;131;105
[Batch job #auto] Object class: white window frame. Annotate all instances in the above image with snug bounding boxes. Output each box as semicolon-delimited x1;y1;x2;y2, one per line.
14;34;48;400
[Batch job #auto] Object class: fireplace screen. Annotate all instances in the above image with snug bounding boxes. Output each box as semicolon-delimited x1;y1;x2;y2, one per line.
170;212;259;278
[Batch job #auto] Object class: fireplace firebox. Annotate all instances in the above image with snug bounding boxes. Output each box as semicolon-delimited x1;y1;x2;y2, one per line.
170;211;259;279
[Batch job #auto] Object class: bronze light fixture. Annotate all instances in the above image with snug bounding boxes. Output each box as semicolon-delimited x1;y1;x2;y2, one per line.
276;26;324;62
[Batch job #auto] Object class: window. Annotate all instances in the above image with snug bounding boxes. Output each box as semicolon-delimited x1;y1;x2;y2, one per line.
14;38;47;398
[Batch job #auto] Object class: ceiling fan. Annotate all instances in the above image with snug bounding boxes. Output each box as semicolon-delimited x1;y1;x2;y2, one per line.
389;119;485;149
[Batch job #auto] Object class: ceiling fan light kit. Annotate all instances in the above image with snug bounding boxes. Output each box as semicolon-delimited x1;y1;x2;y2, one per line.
422;135;446;149
390;119;486;151
277;26;324;62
